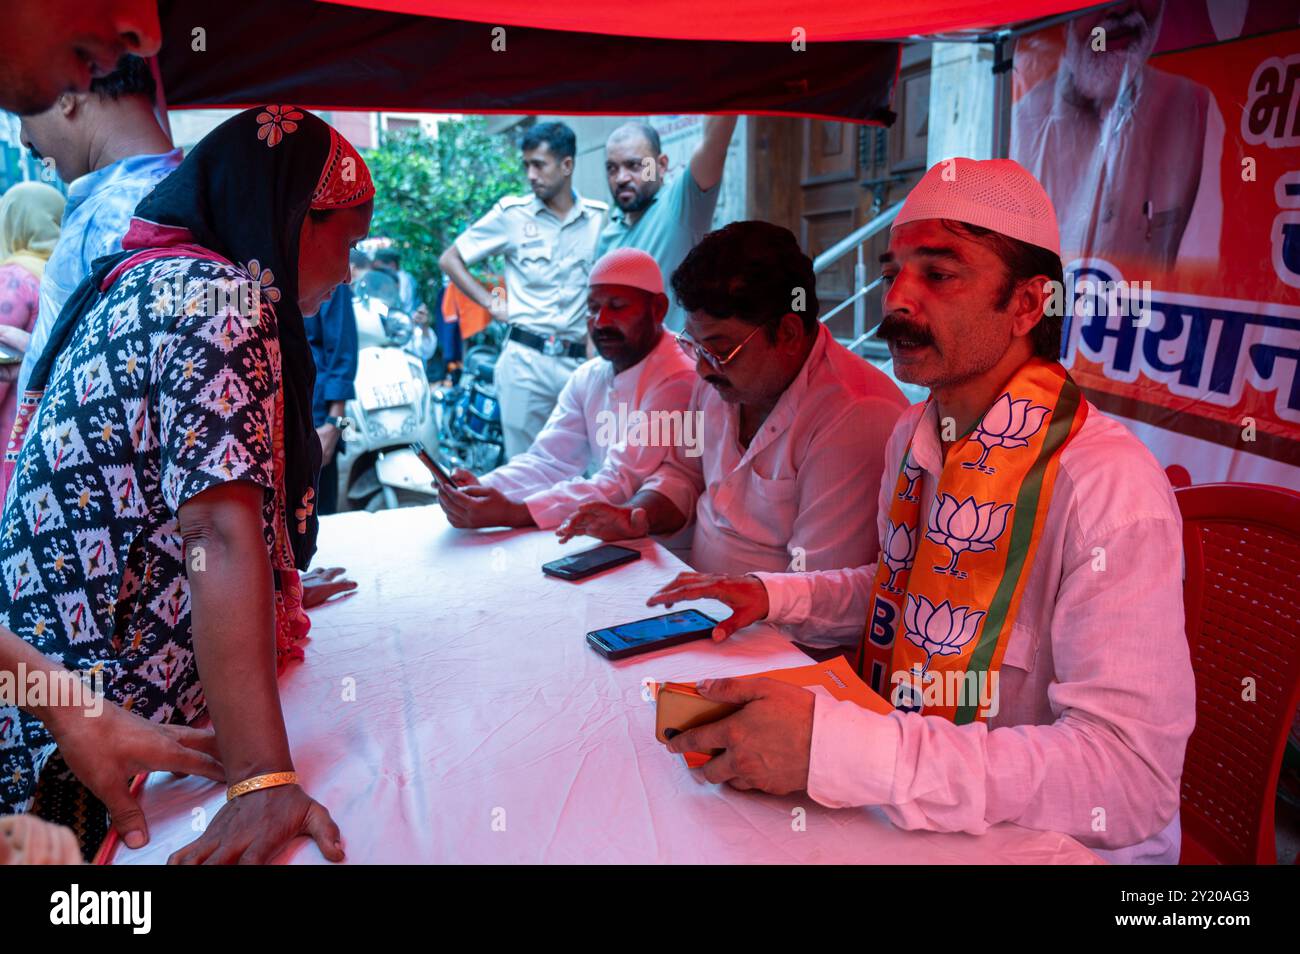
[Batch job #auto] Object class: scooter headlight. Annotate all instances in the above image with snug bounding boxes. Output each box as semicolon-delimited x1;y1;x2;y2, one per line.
383;310;414;347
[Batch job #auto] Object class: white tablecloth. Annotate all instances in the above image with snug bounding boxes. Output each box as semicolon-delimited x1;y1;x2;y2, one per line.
115;506;1099;864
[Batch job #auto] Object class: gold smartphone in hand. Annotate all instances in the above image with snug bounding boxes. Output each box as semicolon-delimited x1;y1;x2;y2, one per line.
655;682;741;766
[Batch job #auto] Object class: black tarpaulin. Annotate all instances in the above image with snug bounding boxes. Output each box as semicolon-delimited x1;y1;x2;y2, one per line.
157;0;900;124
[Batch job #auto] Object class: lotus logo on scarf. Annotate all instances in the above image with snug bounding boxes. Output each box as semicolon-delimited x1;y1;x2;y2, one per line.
964;393;1050;474
880;521;916;594
925;493;1012;578
903;595;984;673
898;453;923;501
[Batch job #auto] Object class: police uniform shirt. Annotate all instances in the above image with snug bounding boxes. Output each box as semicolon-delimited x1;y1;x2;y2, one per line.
455;191;607;341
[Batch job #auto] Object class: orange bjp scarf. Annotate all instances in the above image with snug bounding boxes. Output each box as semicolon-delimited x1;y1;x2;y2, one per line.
857;358;1088;724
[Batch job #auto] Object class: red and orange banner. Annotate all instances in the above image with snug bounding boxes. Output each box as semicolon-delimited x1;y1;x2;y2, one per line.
1012;0;1300;487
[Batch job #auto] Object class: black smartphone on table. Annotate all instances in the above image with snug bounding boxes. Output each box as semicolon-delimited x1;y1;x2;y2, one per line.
410;442;456;491
542;543;640;581
587;608;718;660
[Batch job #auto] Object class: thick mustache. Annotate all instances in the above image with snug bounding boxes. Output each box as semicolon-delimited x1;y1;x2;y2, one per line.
875;316;934;345
704;376;730;388
592;333;624;343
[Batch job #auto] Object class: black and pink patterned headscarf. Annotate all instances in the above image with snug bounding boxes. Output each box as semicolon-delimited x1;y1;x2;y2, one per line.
20;106;373;568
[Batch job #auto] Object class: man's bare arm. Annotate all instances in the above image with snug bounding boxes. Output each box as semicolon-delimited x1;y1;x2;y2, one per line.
0;626;91;728
627;488;688;535
438;245;496;312
0;625;224;849
690;116;739;192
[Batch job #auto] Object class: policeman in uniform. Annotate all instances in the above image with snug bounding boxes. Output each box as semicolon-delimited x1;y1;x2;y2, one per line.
441;121;607;458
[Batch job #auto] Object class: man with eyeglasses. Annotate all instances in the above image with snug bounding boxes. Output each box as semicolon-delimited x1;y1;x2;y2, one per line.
557;221;908;654
438;248;695;530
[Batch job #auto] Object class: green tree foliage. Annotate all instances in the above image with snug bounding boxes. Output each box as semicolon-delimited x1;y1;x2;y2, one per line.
366;117;519;307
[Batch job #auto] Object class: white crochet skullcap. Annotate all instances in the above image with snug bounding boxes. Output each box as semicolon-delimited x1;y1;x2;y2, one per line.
892;157;1061;256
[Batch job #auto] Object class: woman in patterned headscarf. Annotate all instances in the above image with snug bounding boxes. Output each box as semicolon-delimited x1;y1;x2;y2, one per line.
0;106;374;864
0;181;65;451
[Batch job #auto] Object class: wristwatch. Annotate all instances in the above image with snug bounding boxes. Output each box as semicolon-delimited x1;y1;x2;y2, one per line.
325;415;351;432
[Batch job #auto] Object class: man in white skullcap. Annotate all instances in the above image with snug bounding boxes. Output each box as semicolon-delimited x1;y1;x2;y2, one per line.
655;159;1195;864
438;248;695;530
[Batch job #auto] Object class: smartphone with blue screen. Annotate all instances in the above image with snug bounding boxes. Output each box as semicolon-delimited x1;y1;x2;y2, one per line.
587;609;718;660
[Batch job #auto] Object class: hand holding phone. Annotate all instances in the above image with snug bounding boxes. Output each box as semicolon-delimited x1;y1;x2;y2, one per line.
410;443;456;491
449;467;480;488
654;683;740;762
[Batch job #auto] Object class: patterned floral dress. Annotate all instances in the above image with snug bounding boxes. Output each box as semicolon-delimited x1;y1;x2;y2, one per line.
0;253;301;830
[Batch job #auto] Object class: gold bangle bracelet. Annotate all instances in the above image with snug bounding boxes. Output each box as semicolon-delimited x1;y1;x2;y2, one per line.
226;771;299;802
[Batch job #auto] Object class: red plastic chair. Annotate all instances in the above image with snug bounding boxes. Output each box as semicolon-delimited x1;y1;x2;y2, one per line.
1175;481;1300;865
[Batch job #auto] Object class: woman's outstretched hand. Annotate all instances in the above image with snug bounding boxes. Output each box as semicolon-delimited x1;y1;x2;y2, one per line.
48;702;224;850
167;783;343;865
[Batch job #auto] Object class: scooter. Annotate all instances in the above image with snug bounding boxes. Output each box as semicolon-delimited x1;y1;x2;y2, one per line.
431;328;506;475
338;271;441;510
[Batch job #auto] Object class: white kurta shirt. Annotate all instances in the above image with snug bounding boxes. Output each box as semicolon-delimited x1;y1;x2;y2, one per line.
642;324;909;647
480;331;695;529
755;396;1196;863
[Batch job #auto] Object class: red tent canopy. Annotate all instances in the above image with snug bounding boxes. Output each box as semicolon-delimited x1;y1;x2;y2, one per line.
322;0;1100;42
158;0;1099;123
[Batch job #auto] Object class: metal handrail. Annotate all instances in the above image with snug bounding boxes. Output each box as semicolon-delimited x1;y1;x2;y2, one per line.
846;329;883;354
812;201;903;275
813;201;902;346
819;275;883;326
818;286;867;326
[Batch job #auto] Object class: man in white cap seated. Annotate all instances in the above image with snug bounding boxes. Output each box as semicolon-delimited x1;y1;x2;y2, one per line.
439;248;695;530
557;222;909;655
651;159;1195;864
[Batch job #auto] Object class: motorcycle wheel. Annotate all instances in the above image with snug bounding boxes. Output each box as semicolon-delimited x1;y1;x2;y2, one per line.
466;440;503;473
